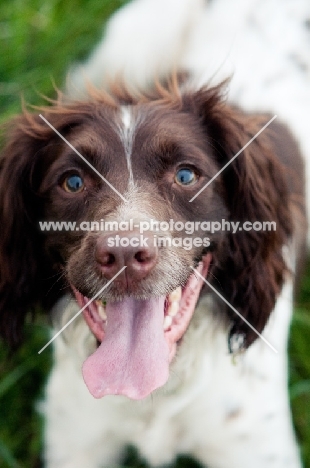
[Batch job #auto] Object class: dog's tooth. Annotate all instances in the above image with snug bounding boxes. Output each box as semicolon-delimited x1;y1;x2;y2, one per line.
168;301;179;317
96;302;107;321
169;286;182;303
163;315;173;331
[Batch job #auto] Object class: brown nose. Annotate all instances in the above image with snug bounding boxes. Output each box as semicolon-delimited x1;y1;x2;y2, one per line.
95;231;158;281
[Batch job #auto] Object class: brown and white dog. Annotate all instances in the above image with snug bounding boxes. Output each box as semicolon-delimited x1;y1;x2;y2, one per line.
0;0;309;467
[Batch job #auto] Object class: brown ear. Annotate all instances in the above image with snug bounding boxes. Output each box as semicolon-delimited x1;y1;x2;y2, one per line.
0;103;109;346
0;114;63;346
185;86;293;349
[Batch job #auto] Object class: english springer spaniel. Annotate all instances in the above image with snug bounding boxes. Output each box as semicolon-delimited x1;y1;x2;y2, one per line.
0;0;309;467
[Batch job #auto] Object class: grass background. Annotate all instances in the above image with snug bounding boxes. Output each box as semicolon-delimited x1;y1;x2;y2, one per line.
0;0;309;467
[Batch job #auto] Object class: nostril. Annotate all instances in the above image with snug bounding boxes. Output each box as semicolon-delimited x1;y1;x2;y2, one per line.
100;252;116;266
134;250;151;263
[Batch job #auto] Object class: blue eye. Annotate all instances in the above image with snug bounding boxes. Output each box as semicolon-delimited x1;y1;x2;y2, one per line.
63;174;84;193
175;168;198;186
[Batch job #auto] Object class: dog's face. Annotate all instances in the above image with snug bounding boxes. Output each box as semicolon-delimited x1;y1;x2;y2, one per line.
34;97;227;398
39;100;226;296
0;82;292;398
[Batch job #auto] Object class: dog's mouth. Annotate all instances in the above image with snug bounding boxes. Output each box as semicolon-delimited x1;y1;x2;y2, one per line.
72;253;212;400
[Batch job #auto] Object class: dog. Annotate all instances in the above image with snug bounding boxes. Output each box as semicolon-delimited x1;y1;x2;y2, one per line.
0;0;309;467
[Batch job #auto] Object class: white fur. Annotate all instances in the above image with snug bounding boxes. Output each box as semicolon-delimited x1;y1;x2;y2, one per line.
43;1;308;467
44;281;301;468
68;0;204;96
119;106;135;187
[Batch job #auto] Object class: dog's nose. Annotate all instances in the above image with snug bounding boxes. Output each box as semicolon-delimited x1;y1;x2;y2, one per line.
96;231;158;281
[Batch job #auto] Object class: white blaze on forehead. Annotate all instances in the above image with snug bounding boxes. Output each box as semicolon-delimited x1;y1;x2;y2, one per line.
121;105;132;129
119;106;135;187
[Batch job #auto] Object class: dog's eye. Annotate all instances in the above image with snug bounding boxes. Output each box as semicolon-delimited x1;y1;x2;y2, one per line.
175;168;198;186
62;174;85;193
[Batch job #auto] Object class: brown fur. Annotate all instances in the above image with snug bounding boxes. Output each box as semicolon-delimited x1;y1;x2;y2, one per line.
0;79;306;348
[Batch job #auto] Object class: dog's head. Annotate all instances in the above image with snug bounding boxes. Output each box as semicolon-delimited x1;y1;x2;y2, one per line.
0;81;292;398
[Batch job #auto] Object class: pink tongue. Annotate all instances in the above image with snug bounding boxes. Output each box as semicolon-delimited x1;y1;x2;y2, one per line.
82;297;169;400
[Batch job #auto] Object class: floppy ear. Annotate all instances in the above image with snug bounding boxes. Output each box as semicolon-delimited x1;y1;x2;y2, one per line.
0;114;62;346
185;86;293;349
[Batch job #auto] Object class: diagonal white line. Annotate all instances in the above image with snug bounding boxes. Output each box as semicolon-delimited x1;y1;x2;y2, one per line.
39;114;128;203
189;115;277;202
38;266;127;354
190;266;278;353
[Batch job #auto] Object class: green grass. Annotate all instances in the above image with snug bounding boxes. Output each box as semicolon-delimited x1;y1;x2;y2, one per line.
290;261;310;467
0;1;310;467
0;323;51;468
0;0;127;121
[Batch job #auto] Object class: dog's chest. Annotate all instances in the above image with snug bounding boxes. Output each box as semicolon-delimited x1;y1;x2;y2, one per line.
44;291;293;468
